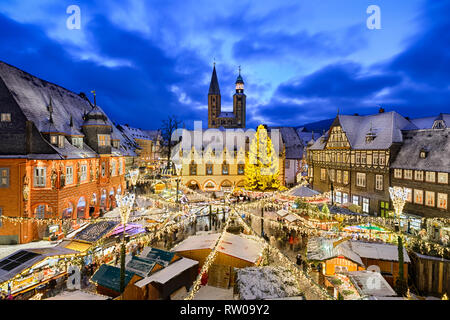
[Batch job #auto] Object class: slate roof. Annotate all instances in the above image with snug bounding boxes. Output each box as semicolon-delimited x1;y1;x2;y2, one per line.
117;125;155;141
270;127;303;159
391;129;450;173
91;264;136;293
208;65;220;95
0;61;136;158
309;112;415;150
410;114;450;129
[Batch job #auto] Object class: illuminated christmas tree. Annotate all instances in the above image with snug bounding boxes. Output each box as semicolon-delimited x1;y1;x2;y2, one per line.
245;124;280;191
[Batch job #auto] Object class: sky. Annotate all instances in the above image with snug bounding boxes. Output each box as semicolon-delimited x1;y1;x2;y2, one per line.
0;0;449;130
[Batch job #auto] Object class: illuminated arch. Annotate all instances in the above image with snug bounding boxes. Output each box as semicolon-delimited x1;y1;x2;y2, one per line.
186;180;200;190
203;180;217;191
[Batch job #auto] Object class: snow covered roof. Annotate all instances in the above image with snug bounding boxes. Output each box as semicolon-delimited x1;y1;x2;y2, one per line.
269;127;304;159
236;266;302;300
410;114;450;129
276;209;289;217
309;112;415;150
0;61;136;158
307;237;364;266
172;232;264;264
134;257;198;288
289;185;321;198
391;129;450;173
345;270;397;298
349;241;411;263
117;125;156;141
284;213;299;223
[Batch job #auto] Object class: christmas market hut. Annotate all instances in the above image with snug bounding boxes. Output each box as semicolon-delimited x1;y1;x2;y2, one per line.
0;246;81;299
172;232;264;289
90;264;141;298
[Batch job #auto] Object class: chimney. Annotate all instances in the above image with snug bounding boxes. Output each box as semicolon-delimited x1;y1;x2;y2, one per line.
379;107;385;113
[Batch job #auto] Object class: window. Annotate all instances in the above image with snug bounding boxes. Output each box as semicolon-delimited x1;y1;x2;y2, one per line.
222;163;229;175
206;163;213;175
362;197;369;213
356;153;361;164
420;151;427;158
50;135;57;144
80;165;87;181
415;170;424;181
379;153;386;165
0;168;9;188
98;134;111;146
343;193;348;204
35;205;46;219
112;140;120;148
336;170;342;184
373;152;379;165
414;189;423;204
111;161;116;176
380;201;390;217
1;113;11;122
343;171;349;185
72;137;83;148
238;164;245;175
356;173;366;187
189;162;197;175
66;166;73;184
438;172;448;184
119;161;124;175
375;175;383;190
404;170;413;180
438;193;448;209
335;191;342;204
405;188;412;202
58;135;64;148
425;191;435;207
34;167;46;187
352;195;359;206
425;172;436;183
361;152;366;165
394;169;402;179
321;168;326;181
329;169;335;182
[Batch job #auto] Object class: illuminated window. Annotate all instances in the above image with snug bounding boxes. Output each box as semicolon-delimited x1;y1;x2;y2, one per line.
362;198;369;213
206;163;213;175
111;161;116;176
437;193;448;209
98;134;111;146
336;170;342;184
404;170;413;180
80;164;87;181
0;168;9;188
405;188;412;202
394;169;402;179
425;191;435;207
321;168;326;181
352;195;359;206
356;173;366;187
238;164;245;175
222;162;229;175
343;171;349;185
0;113;11;122
414;189;423;204
335;191;342;204
425;172;435;183
189;162;197;175
415;170;424;181
438;172;448;184
379;153;386;165
373;152;379;165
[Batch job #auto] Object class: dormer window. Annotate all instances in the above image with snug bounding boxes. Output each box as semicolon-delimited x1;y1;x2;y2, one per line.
420;150;428;158
50;135;58;145
112;140;120;148
98;134;111;146
58;135;64;148
72;137;83;149
1;113;11;122
432;120;446;129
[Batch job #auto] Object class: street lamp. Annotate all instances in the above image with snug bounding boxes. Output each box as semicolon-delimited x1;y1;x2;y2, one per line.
115;193;135;295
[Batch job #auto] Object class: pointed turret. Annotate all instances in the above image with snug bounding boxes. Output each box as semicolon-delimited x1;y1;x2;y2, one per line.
208;65;220;95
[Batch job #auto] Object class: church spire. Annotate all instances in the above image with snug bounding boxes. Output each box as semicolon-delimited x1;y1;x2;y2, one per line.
208;63;220;95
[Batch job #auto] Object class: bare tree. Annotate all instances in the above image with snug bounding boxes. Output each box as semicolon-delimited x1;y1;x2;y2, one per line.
160;115;183;173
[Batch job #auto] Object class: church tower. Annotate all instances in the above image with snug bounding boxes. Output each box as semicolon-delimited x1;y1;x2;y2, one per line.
233;67;246;128
208;63;221;128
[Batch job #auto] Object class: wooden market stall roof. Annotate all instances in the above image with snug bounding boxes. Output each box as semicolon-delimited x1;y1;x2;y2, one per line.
172;232;264;264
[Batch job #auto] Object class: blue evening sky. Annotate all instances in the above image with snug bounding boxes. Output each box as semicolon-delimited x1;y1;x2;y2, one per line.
0;0;449;129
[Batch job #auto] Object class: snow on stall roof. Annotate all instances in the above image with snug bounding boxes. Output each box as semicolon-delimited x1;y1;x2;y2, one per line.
276;209;289;217
345;271;397;298
172;232;264;264
45;290;109;300
349;241;410;263
284;214;299;223
414;252;450;262
236;266;302;300
391;129;450;173
307;237;364;266
134;257;198;288
289;185;321;198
